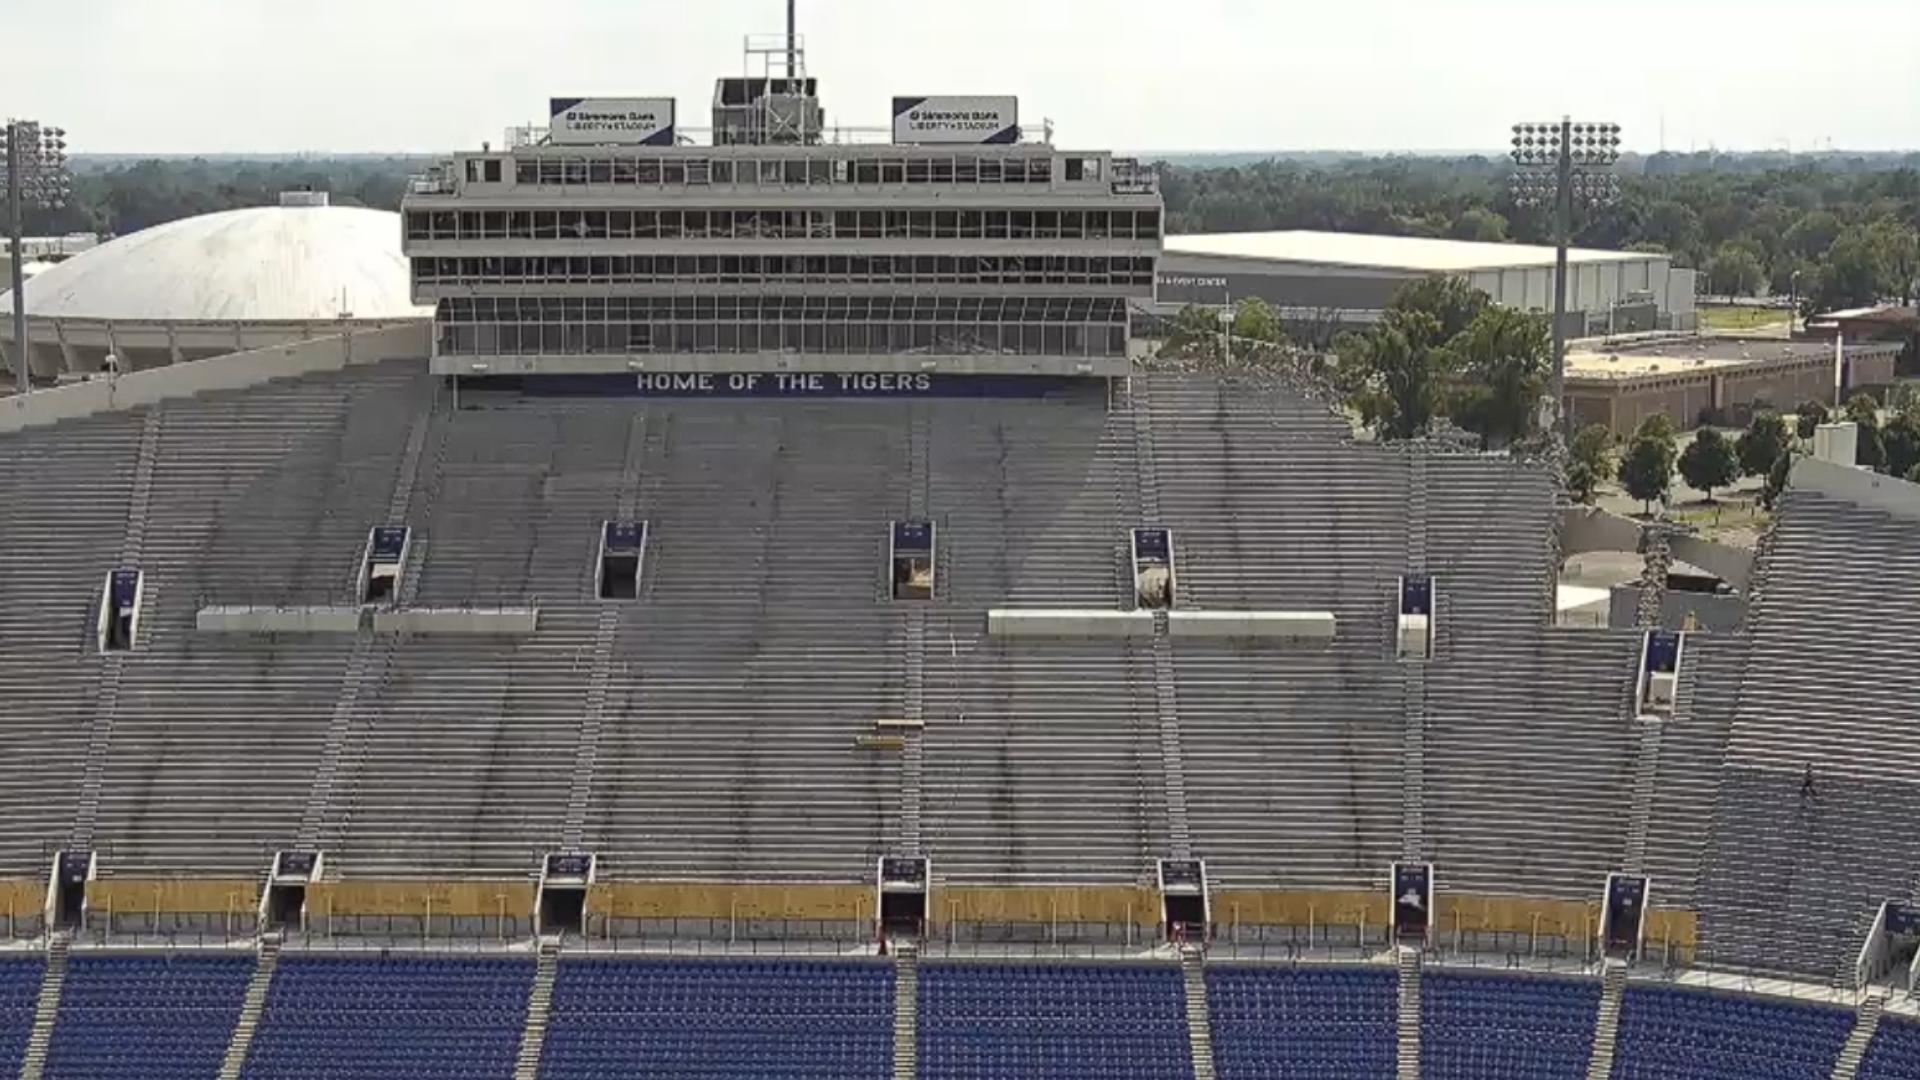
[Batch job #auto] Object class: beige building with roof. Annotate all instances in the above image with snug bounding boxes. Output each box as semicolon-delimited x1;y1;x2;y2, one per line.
1564;335;1900;435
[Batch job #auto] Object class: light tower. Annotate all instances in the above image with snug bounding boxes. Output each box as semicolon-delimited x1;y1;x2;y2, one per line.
1510;119;1621;439
2;119;73;395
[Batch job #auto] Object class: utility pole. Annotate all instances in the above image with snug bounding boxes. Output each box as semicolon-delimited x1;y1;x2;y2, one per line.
1510;119;1622;442
2;119;72;397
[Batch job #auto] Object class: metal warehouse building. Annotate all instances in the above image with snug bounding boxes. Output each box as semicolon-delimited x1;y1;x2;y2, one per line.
1156;230;1697;335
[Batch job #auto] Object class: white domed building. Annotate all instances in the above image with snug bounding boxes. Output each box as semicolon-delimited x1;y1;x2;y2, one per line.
0;193;428;381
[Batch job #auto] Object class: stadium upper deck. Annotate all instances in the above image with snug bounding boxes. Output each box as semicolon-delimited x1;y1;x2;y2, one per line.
402;39;1163;383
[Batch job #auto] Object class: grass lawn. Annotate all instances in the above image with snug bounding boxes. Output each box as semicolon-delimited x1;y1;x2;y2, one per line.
1699;306;1791;331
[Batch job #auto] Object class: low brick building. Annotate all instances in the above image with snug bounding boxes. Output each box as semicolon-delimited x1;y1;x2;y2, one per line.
1564;335;1901;436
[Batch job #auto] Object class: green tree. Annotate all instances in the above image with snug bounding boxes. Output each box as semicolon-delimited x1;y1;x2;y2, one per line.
1846;392;1886;469
1678;428;1740;501
1229;297;1289;357
1442;306;1551;448
1815;227;1891;311
1636;412;1679;449
1785;210;1843;261
1566;424;1615;504
1621;434;1676;514
1449;207;1509;243
1706;242;1766;298
1334;317;1445;440
1762;449;1793;509
1385;276;1488;346
1871;220;1920;305
1157;304;1226;363
1883;412;1920;478
1795;399;1831;440
1735;411;1792;476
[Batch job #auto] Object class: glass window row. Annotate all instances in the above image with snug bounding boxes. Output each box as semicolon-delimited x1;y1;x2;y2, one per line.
407;207;1161;243
498;154;1064;189
412;254;1155;288
438;320;1128;359
436;295;1130;324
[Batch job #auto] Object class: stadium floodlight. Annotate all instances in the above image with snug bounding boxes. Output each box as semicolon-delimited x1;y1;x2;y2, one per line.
2;119;73;396
1510;119;1622;441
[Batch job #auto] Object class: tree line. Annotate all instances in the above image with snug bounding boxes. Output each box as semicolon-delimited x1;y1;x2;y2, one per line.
1568;388;1920;516
24;153;1918;317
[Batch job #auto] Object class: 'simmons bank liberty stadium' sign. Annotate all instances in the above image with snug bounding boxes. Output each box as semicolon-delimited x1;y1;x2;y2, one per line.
548;97;677;146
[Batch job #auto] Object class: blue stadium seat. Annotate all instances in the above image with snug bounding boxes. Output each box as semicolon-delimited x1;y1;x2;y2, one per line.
1206;966;1395;1080
1859;1014;1920;1080
240;954;533;1079
919;962;1192;1079
1610;984;1852;1080
540;957;894;1080
1422;970;1598;1080
45;952;253;1079
0;958;45;1077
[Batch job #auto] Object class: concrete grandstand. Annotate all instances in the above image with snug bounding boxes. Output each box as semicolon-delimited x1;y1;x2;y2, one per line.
0;33;1917;1080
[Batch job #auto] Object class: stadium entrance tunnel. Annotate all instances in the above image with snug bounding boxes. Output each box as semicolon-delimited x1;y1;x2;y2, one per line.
890;521;935;601
878;856;929;941
1157;859;1209;942
538;853;595;936
262;851;321;931
597;520;646;600
48;850;95;931
96;568;143;652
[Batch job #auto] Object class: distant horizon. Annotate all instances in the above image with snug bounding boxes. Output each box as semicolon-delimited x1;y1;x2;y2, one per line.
13;0;1916;155
65;147;1920;163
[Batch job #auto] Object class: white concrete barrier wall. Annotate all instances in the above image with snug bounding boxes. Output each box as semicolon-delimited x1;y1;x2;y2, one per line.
986;609;1157;639
371;608;540;635
196;606;364;633
1167;610;1337;642
0;323;427;435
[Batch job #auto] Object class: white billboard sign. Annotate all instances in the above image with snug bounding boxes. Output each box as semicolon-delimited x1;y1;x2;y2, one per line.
548;97;677;146
892;96;1020;145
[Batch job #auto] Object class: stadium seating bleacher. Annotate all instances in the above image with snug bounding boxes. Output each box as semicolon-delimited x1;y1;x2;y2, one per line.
241;953;532;1079
1206;965;1395;1079
1859;1014;1920;1080
919;962;1191;1079
1421;970;1598;1080
1610;984;1853;1080
539;957;894;1079
45;952;252;1079
0;957;44;1077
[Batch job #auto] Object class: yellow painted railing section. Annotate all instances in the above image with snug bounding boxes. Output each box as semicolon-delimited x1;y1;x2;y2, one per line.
588;883;871;921
4;877;1698;949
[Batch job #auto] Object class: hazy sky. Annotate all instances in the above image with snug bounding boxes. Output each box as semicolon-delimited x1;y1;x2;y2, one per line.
9;0;1918;155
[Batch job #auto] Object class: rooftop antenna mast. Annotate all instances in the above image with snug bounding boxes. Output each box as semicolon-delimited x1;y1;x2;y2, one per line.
787;0;798;78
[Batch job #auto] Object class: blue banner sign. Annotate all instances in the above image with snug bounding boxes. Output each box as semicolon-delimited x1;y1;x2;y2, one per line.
371;527;410;560
1401;576;1433;616
893;521;934;553
503;372;1092;399
604;520;646;552
1133;528;1171;563
1644;630;1682;674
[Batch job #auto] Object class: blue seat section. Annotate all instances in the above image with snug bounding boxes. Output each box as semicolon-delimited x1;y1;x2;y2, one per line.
920;962;1191;1079
1207;966;1395;1080
0;958;46;1077
1422;971;1599;1080
241;954;533;1079
1610;984;1852;1080
1859;1015;1920;1080
45;952;252;1079
540;957;895;1079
